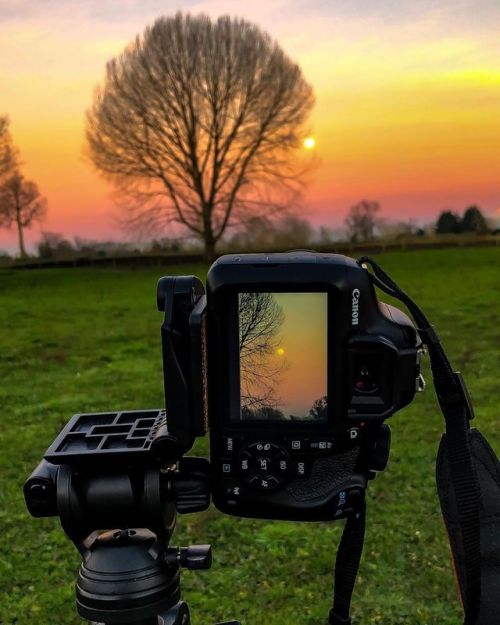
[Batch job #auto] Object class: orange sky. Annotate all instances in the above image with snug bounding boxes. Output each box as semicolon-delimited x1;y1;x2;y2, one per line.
270;293;328;417
1;1;499;252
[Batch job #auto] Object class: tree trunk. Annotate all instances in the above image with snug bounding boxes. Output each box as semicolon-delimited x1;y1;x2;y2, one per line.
203;236;216;263
203;216;217;263
16;215;27;258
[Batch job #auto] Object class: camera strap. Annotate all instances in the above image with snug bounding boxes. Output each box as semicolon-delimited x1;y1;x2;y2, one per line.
328;256;485;625
329;503;367;625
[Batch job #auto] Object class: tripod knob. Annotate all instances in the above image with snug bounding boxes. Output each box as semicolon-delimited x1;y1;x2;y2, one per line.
24;460;58;518
179;544;212;570
170;457;211;513
166;544;212;570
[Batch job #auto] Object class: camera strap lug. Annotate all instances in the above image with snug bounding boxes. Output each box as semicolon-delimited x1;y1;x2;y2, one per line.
416;372;426;392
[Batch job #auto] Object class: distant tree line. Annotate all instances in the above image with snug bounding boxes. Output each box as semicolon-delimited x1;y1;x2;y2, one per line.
241;394;327;421
28;214;315;261
35;232;189;260
435;206;489;235
1;200;495;261
343;200;493;243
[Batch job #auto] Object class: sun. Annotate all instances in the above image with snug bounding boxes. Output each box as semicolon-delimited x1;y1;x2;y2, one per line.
303;136;316;150
276;347;285;356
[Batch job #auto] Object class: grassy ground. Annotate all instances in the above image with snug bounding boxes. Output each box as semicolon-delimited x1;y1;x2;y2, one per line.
0;247;498;625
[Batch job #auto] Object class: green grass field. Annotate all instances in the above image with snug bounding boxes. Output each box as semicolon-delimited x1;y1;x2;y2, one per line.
0;247;498;625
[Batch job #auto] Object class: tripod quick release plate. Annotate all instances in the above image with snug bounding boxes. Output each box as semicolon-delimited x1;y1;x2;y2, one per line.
44;409;180;467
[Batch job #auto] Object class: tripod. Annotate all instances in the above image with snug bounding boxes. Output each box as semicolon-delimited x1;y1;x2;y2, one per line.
24;410;239;625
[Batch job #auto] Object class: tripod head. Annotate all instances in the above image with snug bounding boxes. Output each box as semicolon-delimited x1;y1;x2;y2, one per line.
24;409;222;625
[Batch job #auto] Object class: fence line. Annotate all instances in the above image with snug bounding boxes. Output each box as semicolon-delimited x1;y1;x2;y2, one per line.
5;235;499;270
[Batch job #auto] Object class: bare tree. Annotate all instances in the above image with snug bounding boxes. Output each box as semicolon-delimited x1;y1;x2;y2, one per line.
239;292;287;411
345;200;381;243
0;173;47;257
86;13;315;260
0;116;19;184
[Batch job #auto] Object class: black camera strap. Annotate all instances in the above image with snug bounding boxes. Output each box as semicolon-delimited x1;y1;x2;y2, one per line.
329;257;482;625
329;503;367;625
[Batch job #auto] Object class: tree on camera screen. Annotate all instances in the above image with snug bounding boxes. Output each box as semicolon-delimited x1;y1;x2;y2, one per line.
238;292;328;421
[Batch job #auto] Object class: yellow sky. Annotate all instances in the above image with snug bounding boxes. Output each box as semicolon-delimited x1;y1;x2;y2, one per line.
1;1;499;251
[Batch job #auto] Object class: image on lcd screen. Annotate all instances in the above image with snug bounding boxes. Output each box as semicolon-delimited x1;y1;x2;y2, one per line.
238;292;328;421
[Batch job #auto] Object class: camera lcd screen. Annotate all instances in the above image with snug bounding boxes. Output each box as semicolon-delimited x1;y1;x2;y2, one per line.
237;292;328;422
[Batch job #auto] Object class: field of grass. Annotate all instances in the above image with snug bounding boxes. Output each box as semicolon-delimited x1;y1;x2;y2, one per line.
0;247;498;625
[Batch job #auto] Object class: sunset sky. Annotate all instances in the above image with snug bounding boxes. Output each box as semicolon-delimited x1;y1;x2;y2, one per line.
240;292;328;417
1;0;499;252
270;293;328;417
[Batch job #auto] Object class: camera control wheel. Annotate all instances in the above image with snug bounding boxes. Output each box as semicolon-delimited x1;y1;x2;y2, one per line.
237;442;291;490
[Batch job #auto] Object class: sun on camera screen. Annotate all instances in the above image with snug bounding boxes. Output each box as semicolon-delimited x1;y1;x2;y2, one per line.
237;292;328;421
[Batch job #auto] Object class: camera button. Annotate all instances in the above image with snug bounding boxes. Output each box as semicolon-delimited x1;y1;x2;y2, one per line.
347;428;360;441
252;475;280;490
220;459;234;475
222;436;237;454
271;449;291;474
248;441;275;454
292;459;310;477
275;458;289;474
224;481;243;498
246;473;282;490
308;439;334;452
288;439;307;452
238;453;252;474
255;456;272;473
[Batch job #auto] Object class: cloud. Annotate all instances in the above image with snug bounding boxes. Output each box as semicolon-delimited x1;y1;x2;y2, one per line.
0;0;187;22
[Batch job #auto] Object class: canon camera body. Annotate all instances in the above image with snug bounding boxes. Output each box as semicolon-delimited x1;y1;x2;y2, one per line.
157;251;422;521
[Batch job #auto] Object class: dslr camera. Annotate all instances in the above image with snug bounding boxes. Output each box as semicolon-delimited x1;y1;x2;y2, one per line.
24;250;440;625
160;250;423;521
24;250;498;625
